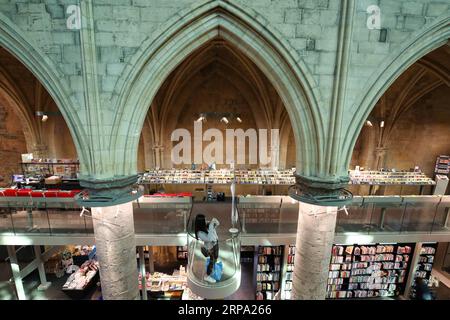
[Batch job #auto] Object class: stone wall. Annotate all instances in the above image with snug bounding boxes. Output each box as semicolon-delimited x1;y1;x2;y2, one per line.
0;0;447;182
0;103;27;187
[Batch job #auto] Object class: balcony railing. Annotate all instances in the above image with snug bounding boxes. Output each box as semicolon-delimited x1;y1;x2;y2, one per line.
0;195;449;237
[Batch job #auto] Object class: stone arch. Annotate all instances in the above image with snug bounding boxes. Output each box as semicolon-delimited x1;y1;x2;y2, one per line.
111;0;324;177
0;12;88;168
343;14;450;167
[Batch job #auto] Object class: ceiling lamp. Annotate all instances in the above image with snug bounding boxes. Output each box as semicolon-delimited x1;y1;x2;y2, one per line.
366;120;373;127
220;117;229;124
236;116;242;123
196;114;206;122
380;120;385;128
41;114;49;122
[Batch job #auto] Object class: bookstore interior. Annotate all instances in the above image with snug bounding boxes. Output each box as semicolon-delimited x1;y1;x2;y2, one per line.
1;151;450;300
0;25;449;302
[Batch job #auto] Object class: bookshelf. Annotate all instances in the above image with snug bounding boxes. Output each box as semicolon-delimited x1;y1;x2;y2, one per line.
21;160;79;179
140;169;296;185
349;170;435;185
326;243;415;299
283;245;295;300
255;246;283;300
240;246;255;263
435;155;450;175
410;243;437;299
177;246;188;260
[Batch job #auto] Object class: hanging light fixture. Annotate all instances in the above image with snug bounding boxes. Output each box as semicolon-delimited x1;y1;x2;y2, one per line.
196;113;206;122
236;116;242;123
380;120;385;128
41;114;49;122
366;120;373;127
220;117;229;124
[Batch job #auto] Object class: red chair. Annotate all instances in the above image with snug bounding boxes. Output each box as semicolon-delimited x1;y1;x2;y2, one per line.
44;190;58;198
178;192;193;197
57;191;72;198
17;190;31;197
30;191;45;198
3;189;17;197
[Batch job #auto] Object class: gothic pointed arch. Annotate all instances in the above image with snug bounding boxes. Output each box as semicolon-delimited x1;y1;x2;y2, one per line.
111;0;324;178
0;12;88;168
343;14;450;166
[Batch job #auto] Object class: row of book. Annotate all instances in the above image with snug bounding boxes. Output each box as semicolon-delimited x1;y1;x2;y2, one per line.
435;155;450;175
332;245;412;256
327;243;414;299
256;246;283;300
349;170;435;185
256;272;280;282
141;169;296;185
257;264;281;272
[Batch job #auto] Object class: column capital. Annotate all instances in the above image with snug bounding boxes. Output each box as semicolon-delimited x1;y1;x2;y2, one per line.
289;173;353;207
76;174;142;207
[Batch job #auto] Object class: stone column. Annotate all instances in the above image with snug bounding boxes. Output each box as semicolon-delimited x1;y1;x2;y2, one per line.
374;146;388;170
289;174;351;300
292;202;337;300
152;146;162;168
91;201;139;300
158;146;165;168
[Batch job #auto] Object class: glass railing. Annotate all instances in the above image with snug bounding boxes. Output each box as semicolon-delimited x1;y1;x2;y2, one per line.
0;195;449;237
237;196;298;234
336;196;450;234
0;207;93;235
133;196;192;234
237;195;450;236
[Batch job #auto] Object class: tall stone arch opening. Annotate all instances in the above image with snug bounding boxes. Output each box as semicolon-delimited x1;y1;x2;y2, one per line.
349;43;450;196
111;1;324;180
0;12;88;172
343;14;450;168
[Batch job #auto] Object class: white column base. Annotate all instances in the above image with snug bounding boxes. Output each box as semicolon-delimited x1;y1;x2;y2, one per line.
37;282;52;291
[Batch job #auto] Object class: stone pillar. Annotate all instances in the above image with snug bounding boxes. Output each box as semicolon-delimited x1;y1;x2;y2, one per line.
153;146;162;168
292;202;337;300
158;146;165;168
91;201;139;300
374;146;388;170
289;174;351;300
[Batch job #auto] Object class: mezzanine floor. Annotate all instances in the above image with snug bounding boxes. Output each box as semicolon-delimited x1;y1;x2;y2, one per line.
1;197;449;247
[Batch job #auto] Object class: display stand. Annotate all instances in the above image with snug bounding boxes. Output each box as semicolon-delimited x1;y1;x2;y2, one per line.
139;268;187;300
62;272;99;299
62;259;99;299
409;242;437;299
